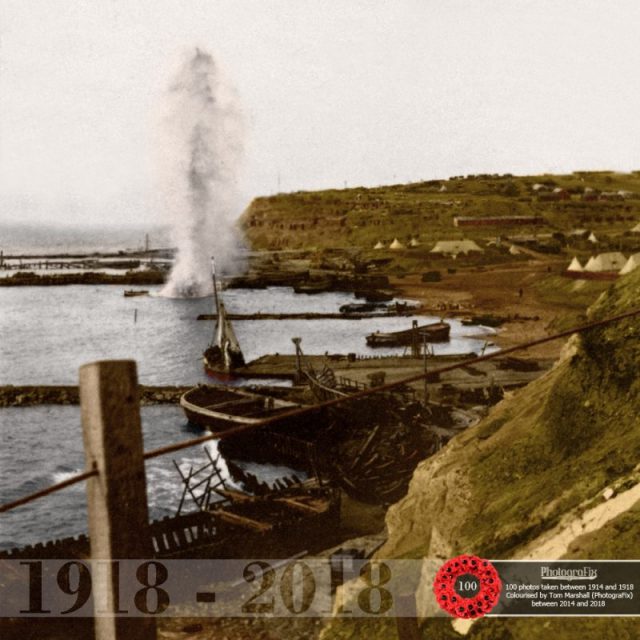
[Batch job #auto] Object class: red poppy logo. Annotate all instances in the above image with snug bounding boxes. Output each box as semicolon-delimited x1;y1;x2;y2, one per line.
433;555;501;618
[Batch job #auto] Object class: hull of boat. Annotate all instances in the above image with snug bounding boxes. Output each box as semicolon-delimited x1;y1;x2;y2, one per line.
203;347;245;380
180;384;301;434
366;322;450;347
203;362;237;382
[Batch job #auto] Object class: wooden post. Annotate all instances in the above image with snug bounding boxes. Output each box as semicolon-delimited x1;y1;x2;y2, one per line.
80;360;156;640
394;592;421;640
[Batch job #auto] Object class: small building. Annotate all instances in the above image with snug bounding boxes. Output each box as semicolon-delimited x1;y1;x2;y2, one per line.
506;234;544;245
389;238;405;250
588;232;598;244
453;215;545;228
408;238;421;247
552;187;571;200
430;240;483;257
600;191;624;202
583;252;626;273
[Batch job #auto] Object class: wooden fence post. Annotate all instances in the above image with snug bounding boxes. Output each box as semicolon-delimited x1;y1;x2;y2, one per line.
394;592;421;640
80;360;156;640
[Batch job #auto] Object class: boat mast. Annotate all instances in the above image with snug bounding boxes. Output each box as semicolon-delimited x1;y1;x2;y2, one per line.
211;257;222;347
211;257;220;315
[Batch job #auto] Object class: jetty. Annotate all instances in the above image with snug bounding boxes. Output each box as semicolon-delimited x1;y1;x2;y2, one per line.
233;352;554;390
0;354;554;409
0;270;165;287
197;309;419;321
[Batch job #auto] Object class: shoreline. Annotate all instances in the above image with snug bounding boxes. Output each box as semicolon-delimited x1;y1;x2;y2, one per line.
392;260;588;359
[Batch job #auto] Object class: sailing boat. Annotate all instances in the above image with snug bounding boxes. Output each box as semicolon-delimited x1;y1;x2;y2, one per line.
203;258;245;377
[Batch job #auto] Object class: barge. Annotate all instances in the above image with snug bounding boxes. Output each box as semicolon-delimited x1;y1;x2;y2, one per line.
365;320;451;347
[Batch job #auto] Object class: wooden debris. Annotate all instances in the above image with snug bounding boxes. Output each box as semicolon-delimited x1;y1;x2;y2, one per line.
214;509;273;533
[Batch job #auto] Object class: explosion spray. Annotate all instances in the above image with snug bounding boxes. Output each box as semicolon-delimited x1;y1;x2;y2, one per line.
159;48;244;298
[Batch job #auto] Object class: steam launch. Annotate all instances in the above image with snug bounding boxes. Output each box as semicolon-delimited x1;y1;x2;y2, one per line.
203;258;245;376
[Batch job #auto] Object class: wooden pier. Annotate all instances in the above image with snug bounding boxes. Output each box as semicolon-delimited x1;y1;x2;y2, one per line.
233;352;555;395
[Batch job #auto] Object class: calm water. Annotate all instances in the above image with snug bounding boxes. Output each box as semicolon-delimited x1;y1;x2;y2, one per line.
0;285;493;385
0;284;494;549
0;222;170;255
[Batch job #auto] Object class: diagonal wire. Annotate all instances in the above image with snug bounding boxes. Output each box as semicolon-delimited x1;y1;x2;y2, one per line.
1;307;638;514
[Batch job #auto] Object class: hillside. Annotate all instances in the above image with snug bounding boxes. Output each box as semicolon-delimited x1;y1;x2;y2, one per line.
240;171;640;263
323;267;640;638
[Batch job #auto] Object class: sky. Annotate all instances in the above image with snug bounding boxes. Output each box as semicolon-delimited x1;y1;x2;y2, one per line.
1;0;640;226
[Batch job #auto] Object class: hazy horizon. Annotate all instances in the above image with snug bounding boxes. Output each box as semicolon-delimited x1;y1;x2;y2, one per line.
2;1;640;227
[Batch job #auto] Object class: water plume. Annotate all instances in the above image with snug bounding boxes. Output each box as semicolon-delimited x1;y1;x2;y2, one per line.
158;48;244;298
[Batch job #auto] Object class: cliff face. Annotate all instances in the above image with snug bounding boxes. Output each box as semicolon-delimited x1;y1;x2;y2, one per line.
382;268;640;562
322;269;640;639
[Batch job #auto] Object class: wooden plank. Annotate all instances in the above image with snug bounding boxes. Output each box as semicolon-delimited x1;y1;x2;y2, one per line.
79;360;156;640
275;497;327;514
214;488;256;503
213;509;273;532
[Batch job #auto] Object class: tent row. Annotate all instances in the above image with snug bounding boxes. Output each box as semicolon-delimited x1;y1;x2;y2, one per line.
374;238;483;255
375;238;422;250
567;252;640;275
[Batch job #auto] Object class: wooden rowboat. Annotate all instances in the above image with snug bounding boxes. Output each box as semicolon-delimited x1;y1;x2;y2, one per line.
180;384;303;433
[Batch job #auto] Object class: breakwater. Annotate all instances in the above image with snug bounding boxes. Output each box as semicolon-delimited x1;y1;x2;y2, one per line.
0;271;165;286
0;385;189;407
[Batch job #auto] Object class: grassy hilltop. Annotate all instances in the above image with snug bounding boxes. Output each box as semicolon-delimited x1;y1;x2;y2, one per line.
241;170;640;259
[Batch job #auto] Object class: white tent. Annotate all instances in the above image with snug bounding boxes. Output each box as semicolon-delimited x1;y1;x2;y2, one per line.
583;252;626;272
620;253;640;275
631;222;640;234
389;238;405;250
409;238;421;247
588;232;598;243
373;241;385;250
509;245;521;255
567;257;583;272
532;183;549;192
430;240;483;256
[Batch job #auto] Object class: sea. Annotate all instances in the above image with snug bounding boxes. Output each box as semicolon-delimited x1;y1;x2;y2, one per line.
0;225;495;550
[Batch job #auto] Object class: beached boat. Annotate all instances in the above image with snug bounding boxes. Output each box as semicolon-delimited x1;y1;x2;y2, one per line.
203;259;245;376
354;289;395;302
461;314;505;327
180;384;302;433
365;320;450;347
293;279;334;294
